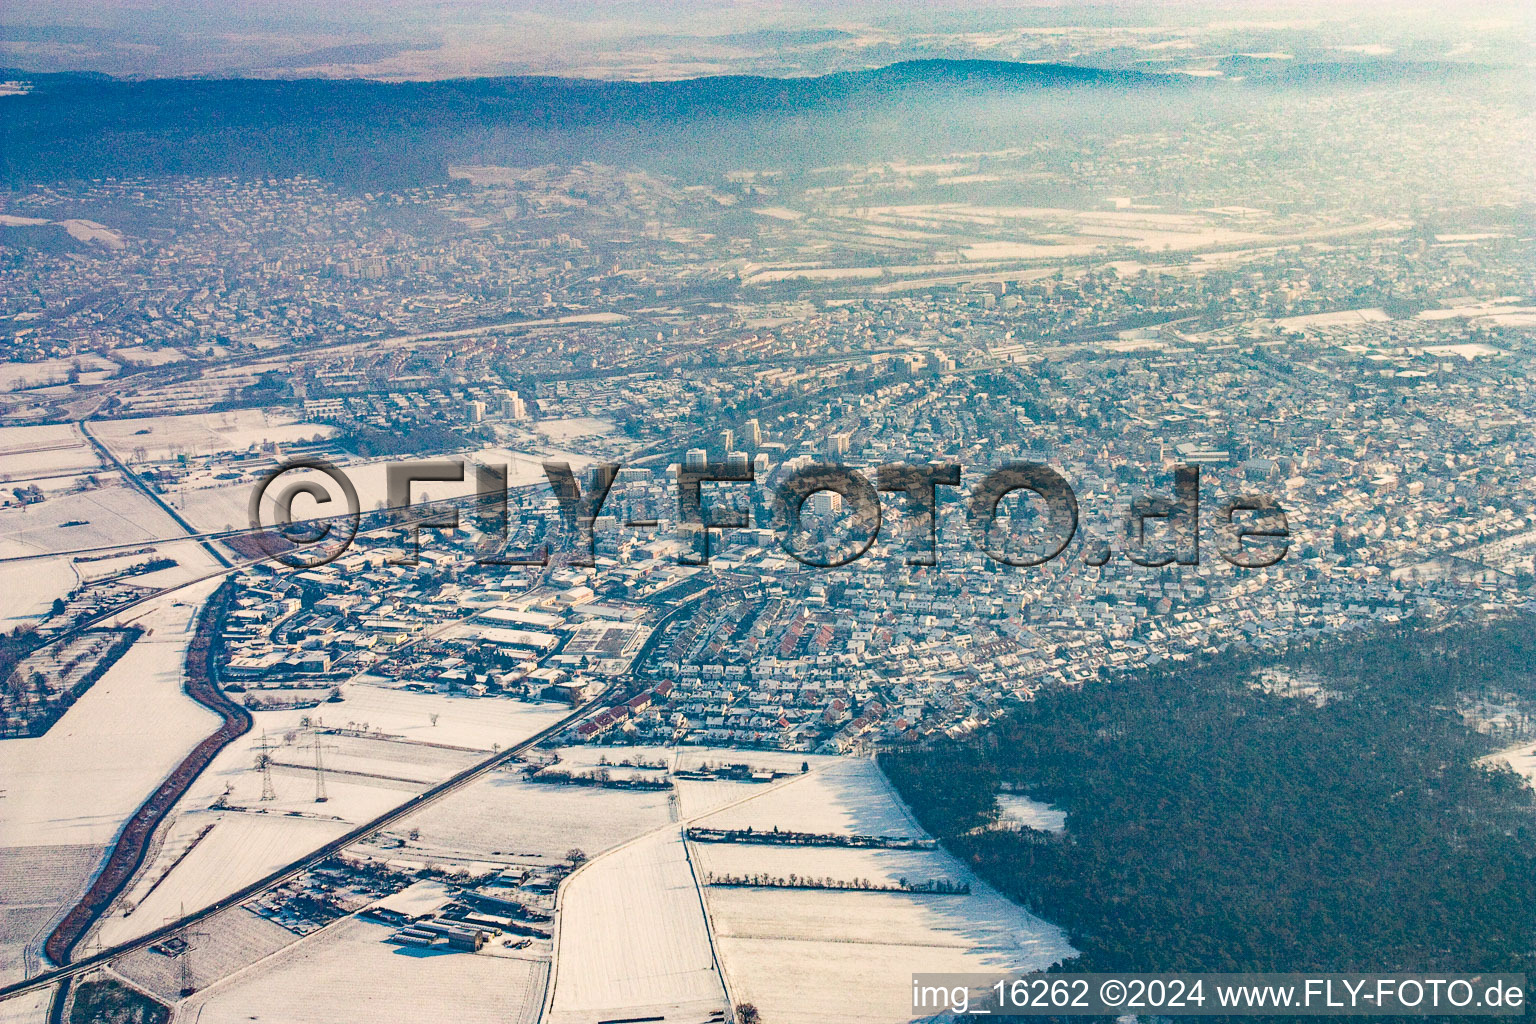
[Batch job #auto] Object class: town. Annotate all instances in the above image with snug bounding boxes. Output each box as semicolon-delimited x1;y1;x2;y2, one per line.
1;42;1533;1024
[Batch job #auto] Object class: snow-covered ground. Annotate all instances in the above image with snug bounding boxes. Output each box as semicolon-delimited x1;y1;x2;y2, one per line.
0;586;221;850
90;684;566;948
0;357;119;393
698;841;967;886
0;988;50;1024
0;483;180;556
90;409;336;463
0;845;106;984
0;423;101;476
181;916;548;1024
706;883;1072;1024
313;682;569;752
545;827;725;1024
694;758;1075;1024
95;813;349;948
995;793;1066;833
112;904;300;1005
533;417;615;442
0;555;78;628
0;586;222;984
1490;744;1536;788
376;769;675;868
697;757;921;836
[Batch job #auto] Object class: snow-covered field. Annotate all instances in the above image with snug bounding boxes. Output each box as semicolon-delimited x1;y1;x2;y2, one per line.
0;587;221;984
545;827;725;1024
1271;307;1391;329
674;778;761;819
0;423;101;476
697;841;966;886
106;345;187;368
0;586;221;849
0;483;181;556
112;906;299;1004
182;916;548;1024
379;770;674;867
0;988;50;1024
315;682;569;752
90;685;566;947
0;555;78;628
693;758;1074;1024
697;757;920;836
995;793;1066;833
0;844;106;985
533;417;615;442
96;813;349;948
0;356;119;393
706;884;1072;1024
90;410;336;463
1491;744;1536;788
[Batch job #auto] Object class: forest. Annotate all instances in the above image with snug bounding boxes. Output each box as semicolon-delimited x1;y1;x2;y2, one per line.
881;614;1536;981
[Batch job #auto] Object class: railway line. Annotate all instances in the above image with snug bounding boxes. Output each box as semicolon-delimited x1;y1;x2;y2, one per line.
0;676;621;1001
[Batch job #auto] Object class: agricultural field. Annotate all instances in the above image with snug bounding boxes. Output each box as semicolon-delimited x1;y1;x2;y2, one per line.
697;842;964;888
0;987;50;1024
0;588;220;983
2;629;145;739
0;483;179;556
0;555;78;627
110;907;300;1005
89;683;566;947
89;410;335;463
545;828;725;1024
0;588;221;849
0;423;101;478
706;884;1073;1024
0;356;120;394
692;758;1074;1024
376;744;837;874
673;778;761;819
696;757;920;836
182;916;548;1024
315;681;569;752
0;422;225;628
0;844;106;985
368;767;675;871
532;417;615;442
95;814;348;949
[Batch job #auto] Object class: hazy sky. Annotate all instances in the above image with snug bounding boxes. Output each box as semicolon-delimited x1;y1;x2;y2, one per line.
2;0;1530;79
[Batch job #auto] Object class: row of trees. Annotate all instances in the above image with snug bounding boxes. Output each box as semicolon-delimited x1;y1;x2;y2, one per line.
704;872;969;894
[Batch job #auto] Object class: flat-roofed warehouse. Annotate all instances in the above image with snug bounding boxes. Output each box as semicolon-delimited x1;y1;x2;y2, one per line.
453;624;561;653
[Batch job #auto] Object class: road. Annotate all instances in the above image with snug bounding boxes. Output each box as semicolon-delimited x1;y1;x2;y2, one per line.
77;417;232;568
2;582;727;1003
0;677;620;1001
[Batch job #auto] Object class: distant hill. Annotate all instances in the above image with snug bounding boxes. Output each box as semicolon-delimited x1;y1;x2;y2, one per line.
0;58;1486;188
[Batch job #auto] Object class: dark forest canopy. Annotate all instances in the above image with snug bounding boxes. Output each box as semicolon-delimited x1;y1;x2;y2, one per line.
882;613;1536;991
0;58;1490;188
